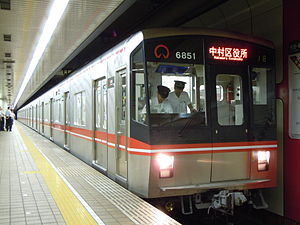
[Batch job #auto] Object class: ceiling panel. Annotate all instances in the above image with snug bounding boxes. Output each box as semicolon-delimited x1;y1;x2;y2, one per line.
17;0;124;108
0;0;124;108
0;0;51;105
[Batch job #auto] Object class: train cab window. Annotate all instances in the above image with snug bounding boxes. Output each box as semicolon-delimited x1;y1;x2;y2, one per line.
216;74;244;126
146;62;207;127
74;91;86;126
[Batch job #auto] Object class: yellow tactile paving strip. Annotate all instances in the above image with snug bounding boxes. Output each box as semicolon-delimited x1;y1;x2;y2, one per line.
16;124;99;225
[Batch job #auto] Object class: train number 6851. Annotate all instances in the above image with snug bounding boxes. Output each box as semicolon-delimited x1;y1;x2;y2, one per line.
175;51;196;60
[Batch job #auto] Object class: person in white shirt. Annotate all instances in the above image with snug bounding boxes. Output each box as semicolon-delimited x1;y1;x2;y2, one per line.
5;107;14;131
142;85;173;117
0;107;5;131
145;85;173;114
168;80;197;113
154;85;173;113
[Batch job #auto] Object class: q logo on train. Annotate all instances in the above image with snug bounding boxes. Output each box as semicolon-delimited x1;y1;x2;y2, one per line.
154;44;170;59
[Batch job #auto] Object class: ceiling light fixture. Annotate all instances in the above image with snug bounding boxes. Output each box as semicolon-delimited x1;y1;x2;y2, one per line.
3;34;11;41
13;0;70;108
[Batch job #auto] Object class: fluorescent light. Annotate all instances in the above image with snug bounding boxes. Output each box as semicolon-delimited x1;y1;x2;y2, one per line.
13;0;70;108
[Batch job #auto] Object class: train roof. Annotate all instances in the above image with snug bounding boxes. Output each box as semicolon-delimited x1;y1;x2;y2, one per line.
141;28;274;49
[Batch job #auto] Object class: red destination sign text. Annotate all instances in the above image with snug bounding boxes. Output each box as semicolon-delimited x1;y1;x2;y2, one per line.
209;46;248;61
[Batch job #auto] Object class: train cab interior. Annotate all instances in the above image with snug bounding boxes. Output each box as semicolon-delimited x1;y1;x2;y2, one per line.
133;60;252;130
134;62;207;127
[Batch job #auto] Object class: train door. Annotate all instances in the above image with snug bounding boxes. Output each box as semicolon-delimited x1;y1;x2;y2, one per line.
94;78;108;171
31;106;34;129
38;104;42;133
50;98;53;140
38;104;40;132
35;104;38;130
115;69;128;180
64;92;70;150
41;102;45;134
29;108;31;126
209;65;251;182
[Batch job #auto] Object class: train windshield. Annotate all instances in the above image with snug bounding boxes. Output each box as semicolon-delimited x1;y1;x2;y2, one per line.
145;61;207;127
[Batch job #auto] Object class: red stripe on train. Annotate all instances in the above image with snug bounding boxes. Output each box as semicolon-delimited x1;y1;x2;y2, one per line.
42;123;278;155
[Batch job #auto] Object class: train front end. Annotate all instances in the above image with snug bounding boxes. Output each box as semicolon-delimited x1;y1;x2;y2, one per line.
128;29;277;214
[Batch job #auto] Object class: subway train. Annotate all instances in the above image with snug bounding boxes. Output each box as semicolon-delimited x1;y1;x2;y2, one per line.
18;28;277;215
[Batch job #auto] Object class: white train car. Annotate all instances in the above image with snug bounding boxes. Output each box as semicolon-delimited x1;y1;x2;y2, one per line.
18;28;277;214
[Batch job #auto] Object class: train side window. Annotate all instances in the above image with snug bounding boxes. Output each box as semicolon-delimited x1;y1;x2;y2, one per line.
54;99;61;123
82;92;86;125
252;68;267;105
59;98;63;123
217;74;244;126
44;104;46;122
60;98;64;123
45;102;49;122
251;67;275;125
96;88;101;128
96;80;107;129
32;106;34;126
74;91;86;126
131;46;147;124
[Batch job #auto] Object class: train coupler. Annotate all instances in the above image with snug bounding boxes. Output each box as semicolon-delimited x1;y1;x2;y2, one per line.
208;190;247;215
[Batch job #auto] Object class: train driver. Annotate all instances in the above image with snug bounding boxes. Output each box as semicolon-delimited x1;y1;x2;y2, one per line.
168;80;197;113
154;85;173;113
142;85;173;114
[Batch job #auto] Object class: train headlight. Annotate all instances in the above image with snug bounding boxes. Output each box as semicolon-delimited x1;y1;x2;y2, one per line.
156;154;174;178
257;151;270;171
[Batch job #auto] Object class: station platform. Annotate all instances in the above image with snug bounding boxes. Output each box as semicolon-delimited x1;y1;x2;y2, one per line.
0;121;181;225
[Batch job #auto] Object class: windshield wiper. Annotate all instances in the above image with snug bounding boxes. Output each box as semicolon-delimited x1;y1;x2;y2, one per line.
178;112;198;137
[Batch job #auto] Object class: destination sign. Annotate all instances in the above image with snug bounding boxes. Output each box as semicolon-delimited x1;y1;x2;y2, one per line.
208;46;248;61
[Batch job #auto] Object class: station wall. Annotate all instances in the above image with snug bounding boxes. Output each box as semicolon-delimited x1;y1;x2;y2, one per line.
281;0;300;223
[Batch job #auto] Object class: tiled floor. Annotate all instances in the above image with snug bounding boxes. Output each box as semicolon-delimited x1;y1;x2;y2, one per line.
0;122;181;225
0;126;65;225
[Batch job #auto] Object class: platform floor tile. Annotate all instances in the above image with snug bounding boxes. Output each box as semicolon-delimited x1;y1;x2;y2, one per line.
0;122;181;225
0;127;66;225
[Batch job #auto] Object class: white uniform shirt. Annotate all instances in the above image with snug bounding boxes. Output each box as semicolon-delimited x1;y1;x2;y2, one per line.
142;98;173;114
0;109;4;118
156;99;173;113
5;109;12;117
168;91;191;113
147;98;173;113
